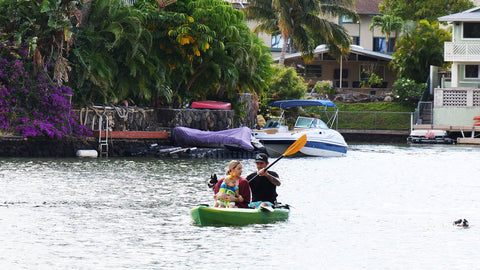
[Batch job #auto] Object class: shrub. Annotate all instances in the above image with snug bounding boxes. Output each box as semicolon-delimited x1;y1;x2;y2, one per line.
0;35;90;138
313;80;336;97
392;78;426;104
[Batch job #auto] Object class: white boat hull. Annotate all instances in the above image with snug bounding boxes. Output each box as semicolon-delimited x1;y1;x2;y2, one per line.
254;129;347;157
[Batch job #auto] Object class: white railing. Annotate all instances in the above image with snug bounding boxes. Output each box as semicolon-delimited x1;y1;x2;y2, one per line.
434;88;480;107
444;42;480;62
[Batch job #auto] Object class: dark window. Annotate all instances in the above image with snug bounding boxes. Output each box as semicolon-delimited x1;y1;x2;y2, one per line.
373;37;396;53
465;65;479;78
334;69;349;79
352;36;360;45
464;23;480;38
306;65;322;77
296;64;322;78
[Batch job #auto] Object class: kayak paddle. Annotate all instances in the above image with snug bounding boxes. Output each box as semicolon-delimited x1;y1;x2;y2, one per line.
249;134;307;182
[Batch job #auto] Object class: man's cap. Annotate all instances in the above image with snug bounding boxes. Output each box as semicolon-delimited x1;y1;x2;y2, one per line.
255;153;269;163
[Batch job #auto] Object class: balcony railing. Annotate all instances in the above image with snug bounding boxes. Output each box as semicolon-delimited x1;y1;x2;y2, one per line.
444;42;480;62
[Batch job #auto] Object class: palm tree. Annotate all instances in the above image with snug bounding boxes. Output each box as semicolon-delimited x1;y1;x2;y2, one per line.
245;0;358;65
369;14;403;54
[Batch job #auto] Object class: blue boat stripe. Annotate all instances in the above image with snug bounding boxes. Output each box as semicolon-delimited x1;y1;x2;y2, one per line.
260;140;347;154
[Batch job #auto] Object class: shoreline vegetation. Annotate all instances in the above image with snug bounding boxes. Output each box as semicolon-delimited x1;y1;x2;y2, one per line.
0;0;425;146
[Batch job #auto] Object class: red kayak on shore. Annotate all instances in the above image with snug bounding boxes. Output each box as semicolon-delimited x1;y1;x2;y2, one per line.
191;101;231;110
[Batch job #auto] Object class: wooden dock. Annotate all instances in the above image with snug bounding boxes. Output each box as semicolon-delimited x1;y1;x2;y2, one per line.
412;124;480;145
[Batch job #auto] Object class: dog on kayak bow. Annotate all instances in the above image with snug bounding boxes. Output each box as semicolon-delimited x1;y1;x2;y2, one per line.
207;174;218;190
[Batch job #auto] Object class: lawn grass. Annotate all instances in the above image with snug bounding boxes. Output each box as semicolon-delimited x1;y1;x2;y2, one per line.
303;102;416;130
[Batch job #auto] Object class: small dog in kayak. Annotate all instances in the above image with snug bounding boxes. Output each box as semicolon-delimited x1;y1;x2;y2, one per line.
453;219;469;228
207;174;218;190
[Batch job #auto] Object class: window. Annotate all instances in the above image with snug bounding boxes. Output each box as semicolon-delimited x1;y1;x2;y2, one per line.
465;65;479;78
296;64;322;78
464;23;480;38
373;37;396;53
352;36;360;45
271;34;284;51
340;15;358;24
360;65;385;81
334;69;348;79
271;34;296;52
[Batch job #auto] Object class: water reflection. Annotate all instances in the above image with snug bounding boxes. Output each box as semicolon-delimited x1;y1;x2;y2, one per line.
1;144;480;268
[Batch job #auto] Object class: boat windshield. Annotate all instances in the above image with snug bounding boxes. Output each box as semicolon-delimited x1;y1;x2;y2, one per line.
264;118;282;128
294;117;329;129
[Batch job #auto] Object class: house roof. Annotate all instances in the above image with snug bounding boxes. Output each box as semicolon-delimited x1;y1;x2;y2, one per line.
276;45;393;62
355;0;381;15
438;7;480;22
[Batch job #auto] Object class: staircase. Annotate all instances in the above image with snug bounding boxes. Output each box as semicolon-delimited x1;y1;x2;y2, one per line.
419;103;433;125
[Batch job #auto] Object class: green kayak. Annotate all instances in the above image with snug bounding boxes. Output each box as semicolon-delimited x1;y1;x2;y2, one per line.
190;205;290;226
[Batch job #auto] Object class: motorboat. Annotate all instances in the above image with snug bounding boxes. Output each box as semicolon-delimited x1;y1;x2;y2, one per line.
253;99;348;157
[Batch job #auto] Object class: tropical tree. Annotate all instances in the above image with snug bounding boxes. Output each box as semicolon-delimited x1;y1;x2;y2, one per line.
379;0;474;22
369;15;403;54
157;0;274;106
390;20;451;83
245;0;358;65
70;0;168;105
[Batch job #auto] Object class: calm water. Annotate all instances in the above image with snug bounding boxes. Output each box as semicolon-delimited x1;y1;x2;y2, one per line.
1;144;480;269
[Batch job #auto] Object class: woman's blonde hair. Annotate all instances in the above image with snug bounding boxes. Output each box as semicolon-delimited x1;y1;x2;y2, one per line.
225;160;241;175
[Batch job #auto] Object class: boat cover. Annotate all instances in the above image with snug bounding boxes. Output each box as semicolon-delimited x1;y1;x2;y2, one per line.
268;99;337;109
172;126;254;150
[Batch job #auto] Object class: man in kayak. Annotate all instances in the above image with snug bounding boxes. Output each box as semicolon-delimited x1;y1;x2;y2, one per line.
246;153;281;208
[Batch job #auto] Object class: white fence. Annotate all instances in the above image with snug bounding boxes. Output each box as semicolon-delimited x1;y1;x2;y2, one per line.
434;88;480;107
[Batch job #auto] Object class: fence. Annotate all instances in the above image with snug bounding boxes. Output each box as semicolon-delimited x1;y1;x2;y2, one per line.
335;111;413;130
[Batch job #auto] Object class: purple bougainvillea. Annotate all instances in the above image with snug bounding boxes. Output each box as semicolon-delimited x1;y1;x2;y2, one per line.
0;36;90;138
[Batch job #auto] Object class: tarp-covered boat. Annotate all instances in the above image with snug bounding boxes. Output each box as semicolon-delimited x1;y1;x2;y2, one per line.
190;205;290;226
172;126;255;151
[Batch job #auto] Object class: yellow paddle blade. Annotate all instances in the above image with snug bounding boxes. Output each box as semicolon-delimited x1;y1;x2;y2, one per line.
283;134;307;156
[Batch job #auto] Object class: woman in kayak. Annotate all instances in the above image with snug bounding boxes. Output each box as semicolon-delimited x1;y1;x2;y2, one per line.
213;160;251;208
214;173;239;208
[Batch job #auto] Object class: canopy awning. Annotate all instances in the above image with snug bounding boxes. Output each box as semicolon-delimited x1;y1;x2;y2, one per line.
268;99;338;109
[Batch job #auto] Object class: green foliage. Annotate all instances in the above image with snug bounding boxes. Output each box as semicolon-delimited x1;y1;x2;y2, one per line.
152;0;274;108
369;15;403;53
69;0;168;106
392;78;426;104
258;65;307;115
268;65;307;100
390;20;451;83
379;0;474;22
0;0;81;85
313;80;336;96
245;0;357;65
367;73;383;88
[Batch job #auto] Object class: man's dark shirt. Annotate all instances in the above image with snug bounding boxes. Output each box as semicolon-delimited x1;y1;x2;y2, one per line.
246;171;279;203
